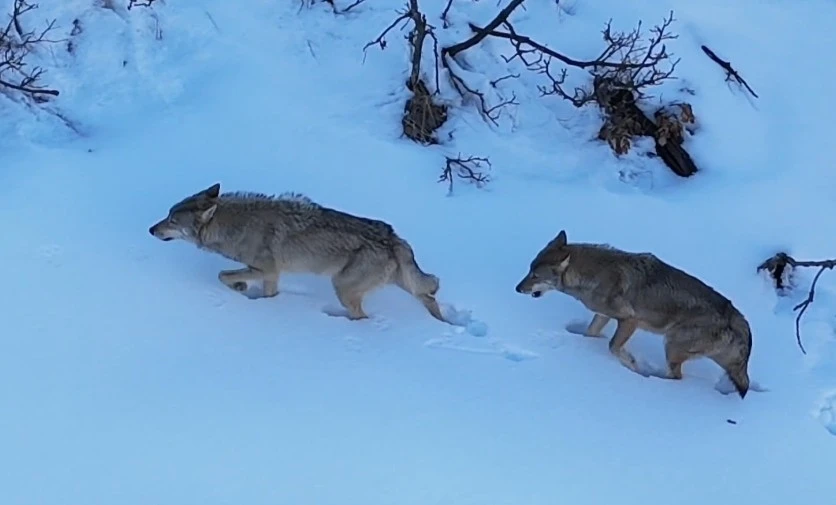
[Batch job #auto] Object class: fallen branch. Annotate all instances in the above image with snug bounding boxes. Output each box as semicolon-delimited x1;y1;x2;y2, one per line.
757;252;836;354
440;154;491;192
701;45;758;99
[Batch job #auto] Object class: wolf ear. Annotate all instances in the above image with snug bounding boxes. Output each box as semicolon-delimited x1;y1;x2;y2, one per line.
202;183;221;199
199;203;217;222
549;229;567;248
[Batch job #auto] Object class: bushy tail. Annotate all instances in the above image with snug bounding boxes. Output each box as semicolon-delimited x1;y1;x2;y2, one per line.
727;364;750;399
393;239;439;295
392;238;445;322
723;318;752;399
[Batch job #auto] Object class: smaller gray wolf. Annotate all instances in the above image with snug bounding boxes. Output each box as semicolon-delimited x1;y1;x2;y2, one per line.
514;230;752;398
149;183;445;322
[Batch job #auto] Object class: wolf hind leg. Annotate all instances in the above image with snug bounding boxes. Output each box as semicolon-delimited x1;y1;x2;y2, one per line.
663;338;700;380
331;254;394;320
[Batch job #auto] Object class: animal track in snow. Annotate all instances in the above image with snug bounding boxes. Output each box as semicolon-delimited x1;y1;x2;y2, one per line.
423;333;539;362
712;373;768;396
530;328;568;349
440;303;488;337
423;303;537;361
342;335;364;353
320;304;391;331
35;244;63;267
205;287;230;309
815;391;836;436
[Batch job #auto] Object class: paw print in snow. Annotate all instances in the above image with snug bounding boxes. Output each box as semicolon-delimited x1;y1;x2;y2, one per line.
816;391;836;436
36;245;63;267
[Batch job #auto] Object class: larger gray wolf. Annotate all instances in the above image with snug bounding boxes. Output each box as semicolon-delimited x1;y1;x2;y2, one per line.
149;183;445;322
514;229;752;398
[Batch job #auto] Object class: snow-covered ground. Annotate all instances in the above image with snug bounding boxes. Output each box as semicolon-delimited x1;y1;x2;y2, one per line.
2;0;836;503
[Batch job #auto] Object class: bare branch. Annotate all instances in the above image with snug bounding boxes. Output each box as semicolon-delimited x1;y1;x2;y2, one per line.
127;0;157;10
339;0;368;14
443;0;526;58
490;72;520;89
0;0;60;98
439;154;491;192
757;253;836;354
483;11;679;107
364;0;439;90
437;2;527;125
312;0;368;15
442;53;516;126
441;0;454;28
701;45;758;98
362;10;411;54
366;0;448;144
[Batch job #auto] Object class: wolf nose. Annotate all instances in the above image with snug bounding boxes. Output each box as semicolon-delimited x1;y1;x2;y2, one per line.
148;225;156;236
514;283;523;293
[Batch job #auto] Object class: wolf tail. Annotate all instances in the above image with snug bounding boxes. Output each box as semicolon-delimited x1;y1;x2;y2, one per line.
392;238;445;322
723;318;752;399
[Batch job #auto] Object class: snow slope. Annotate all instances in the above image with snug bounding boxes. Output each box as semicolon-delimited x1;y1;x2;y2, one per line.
2;0;836;503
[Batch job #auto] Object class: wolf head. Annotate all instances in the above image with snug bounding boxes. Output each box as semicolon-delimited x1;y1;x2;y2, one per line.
149;183;221;243
515;229;572;298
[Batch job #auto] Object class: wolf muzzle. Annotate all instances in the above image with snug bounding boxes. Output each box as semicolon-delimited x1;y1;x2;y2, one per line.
149;223;173;241
515;279;543;298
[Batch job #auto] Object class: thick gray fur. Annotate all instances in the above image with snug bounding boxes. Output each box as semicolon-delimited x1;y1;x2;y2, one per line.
149;183;445;322
515;229;752;398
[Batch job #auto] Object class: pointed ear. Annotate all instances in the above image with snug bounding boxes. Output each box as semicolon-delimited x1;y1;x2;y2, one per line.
203;183;221;199
199;203;217;222
548;229;567;248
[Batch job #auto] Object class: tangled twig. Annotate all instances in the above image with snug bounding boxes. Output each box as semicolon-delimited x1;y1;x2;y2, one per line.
757;252;836;354
440;154;491;192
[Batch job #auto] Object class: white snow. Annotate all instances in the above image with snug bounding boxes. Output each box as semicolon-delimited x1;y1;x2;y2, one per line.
2;0;836;503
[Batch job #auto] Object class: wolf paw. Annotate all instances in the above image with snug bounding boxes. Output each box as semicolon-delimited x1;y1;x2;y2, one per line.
322;304;369;321
565;320;604;337
617;352;651;377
